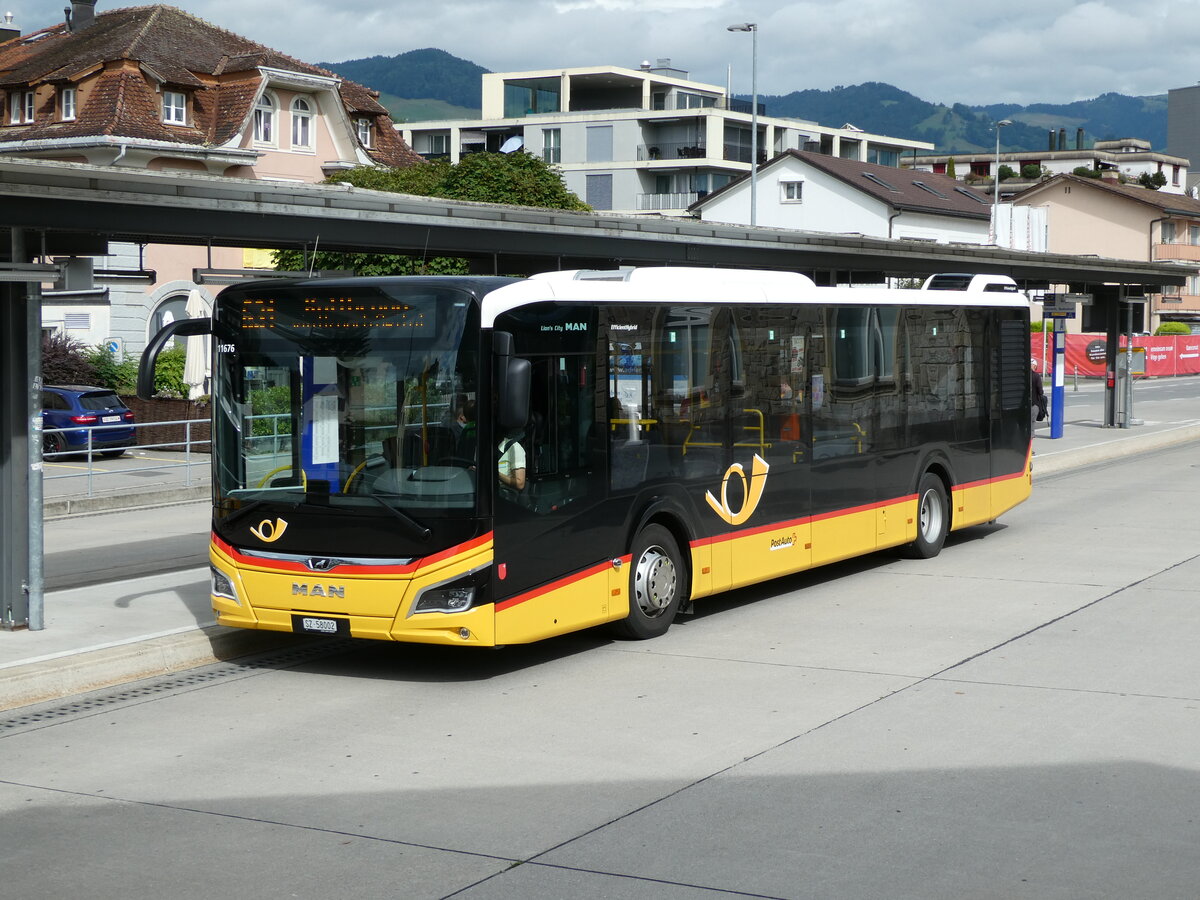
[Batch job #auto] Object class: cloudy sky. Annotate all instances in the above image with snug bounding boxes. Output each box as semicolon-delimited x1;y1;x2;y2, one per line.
5;0;1196;106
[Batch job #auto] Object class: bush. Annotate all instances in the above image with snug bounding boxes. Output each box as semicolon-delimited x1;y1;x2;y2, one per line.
84;344;139;394
42;332;98;385
1030;320;1047;332
1156;322;1192;335
1138;171;1167;190
1073;166;1101;178
997;164;1018;182
1020;164;1042;180
153;345;188;398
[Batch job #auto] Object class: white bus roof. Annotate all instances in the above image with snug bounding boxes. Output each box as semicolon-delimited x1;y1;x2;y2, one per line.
481;267;1029;327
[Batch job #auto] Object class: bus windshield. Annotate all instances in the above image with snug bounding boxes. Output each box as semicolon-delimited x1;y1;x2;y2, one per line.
212;283;481;518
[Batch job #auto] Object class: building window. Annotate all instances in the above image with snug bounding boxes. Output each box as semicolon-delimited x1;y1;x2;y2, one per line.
868;147;899;167
290;97;312;149
9;89;33;124
426;132;449;155
356;117;373;148
163;90;187;125
1162;221;1177;244
60;87;76;121
253;93;276;143
1191;225;1200;246
1174;165;1182;186
780;180;803;202
542;128;561;164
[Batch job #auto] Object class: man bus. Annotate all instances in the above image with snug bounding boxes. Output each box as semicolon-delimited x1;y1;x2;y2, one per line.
139;267;1032;646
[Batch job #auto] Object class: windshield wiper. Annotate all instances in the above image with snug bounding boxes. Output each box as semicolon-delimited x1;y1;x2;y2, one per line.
362;493;432;543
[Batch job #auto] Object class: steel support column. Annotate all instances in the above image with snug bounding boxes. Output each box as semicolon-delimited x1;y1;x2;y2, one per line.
1;227;43;630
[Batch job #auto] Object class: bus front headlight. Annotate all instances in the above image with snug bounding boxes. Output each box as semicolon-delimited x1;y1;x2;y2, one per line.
410;567;489;616
211;566;240;605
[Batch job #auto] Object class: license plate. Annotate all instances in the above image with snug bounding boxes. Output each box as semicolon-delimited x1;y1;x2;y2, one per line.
101;415;121;423
294;615;346;636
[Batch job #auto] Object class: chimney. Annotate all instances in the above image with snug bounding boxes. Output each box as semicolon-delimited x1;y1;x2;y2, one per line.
0;12;19;42
66;0;97;32
1058;128;1066;151
1048;130;1055;152
1076;127;1085;150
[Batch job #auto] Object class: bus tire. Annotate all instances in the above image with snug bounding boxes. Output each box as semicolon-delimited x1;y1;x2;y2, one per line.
612;524;684;640
907;473;949;559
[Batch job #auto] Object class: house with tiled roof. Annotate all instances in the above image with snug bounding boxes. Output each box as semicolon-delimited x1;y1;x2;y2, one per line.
1012;173;1200;331
0;1;422;354
689;150;994;246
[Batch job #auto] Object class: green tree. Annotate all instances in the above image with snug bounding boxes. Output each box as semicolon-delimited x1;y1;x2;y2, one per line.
1020;163;1042;180
274;153;589;275
997;164;1017;181
946;157;957;179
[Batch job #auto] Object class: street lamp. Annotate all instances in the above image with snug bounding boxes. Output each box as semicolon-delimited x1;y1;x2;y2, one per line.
992;118;1012;244
727;22;758;226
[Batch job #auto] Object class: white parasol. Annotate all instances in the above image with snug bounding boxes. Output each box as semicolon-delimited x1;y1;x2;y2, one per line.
182;289;212;400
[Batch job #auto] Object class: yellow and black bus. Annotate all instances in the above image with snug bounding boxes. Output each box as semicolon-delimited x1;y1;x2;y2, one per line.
139;267;1032;646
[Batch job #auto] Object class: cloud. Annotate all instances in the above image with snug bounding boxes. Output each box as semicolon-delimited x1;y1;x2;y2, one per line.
3;0;1199;107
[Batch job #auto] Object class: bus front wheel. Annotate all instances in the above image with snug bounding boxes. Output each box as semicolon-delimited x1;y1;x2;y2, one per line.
907;473;949;559
613;524;684;640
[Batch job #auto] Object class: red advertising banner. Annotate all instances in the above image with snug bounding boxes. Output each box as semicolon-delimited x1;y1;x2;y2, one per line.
1031;334;1200;378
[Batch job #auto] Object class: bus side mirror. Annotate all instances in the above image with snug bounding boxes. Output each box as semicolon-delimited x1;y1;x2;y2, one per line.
500;358;531;431
493;330;530;430
137;317;211;400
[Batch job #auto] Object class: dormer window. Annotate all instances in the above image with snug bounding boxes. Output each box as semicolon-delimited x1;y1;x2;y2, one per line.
356;117;372;148
253;93;276;144
60;87;76;122
162;90;186;125
290;97;312;149
8;89;34;124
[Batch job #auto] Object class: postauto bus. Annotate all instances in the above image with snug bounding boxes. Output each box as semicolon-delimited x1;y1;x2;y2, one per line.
139;268;1032;646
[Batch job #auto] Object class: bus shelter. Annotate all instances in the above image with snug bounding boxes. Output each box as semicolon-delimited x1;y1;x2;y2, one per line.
1;158;1192;632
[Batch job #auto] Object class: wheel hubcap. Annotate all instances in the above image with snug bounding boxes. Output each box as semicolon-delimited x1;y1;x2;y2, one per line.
634;545;676;617
919;488;943;541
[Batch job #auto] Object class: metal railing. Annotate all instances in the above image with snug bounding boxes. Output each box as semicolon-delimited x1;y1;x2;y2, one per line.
42;418;210;497
636;191;701;211
637;142;707;161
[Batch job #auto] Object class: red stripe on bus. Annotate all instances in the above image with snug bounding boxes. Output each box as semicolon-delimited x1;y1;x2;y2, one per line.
687;458;1029;551
212;532;493;576
495;556;627;612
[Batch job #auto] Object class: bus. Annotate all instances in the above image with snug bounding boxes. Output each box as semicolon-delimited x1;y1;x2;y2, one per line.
139;268;1033;646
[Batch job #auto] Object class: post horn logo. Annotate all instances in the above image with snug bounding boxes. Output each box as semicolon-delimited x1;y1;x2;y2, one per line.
705;454;770;525
249;518;289;543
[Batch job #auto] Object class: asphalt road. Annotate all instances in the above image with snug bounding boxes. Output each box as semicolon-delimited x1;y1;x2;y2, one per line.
8;441;1200;899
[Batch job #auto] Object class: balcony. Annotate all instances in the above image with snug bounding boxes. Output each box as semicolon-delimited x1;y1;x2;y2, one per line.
637;142;708;161
1155;243;1200;262
637;192;702;211
722;144;769;164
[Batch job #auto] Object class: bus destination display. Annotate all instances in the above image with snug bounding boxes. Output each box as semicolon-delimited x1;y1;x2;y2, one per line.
240;295;432;331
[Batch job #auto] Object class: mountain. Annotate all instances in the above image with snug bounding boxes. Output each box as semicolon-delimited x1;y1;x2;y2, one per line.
324;50;1169;154
321;48;488;115
757;82;1168;154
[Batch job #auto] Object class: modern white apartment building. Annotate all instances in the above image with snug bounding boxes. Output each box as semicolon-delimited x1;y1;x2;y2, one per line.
910;137;1190;197
399;60;933;215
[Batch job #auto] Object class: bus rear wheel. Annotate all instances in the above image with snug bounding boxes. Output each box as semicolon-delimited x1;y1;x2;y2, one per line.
612;524;684;640
907;473;949;559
